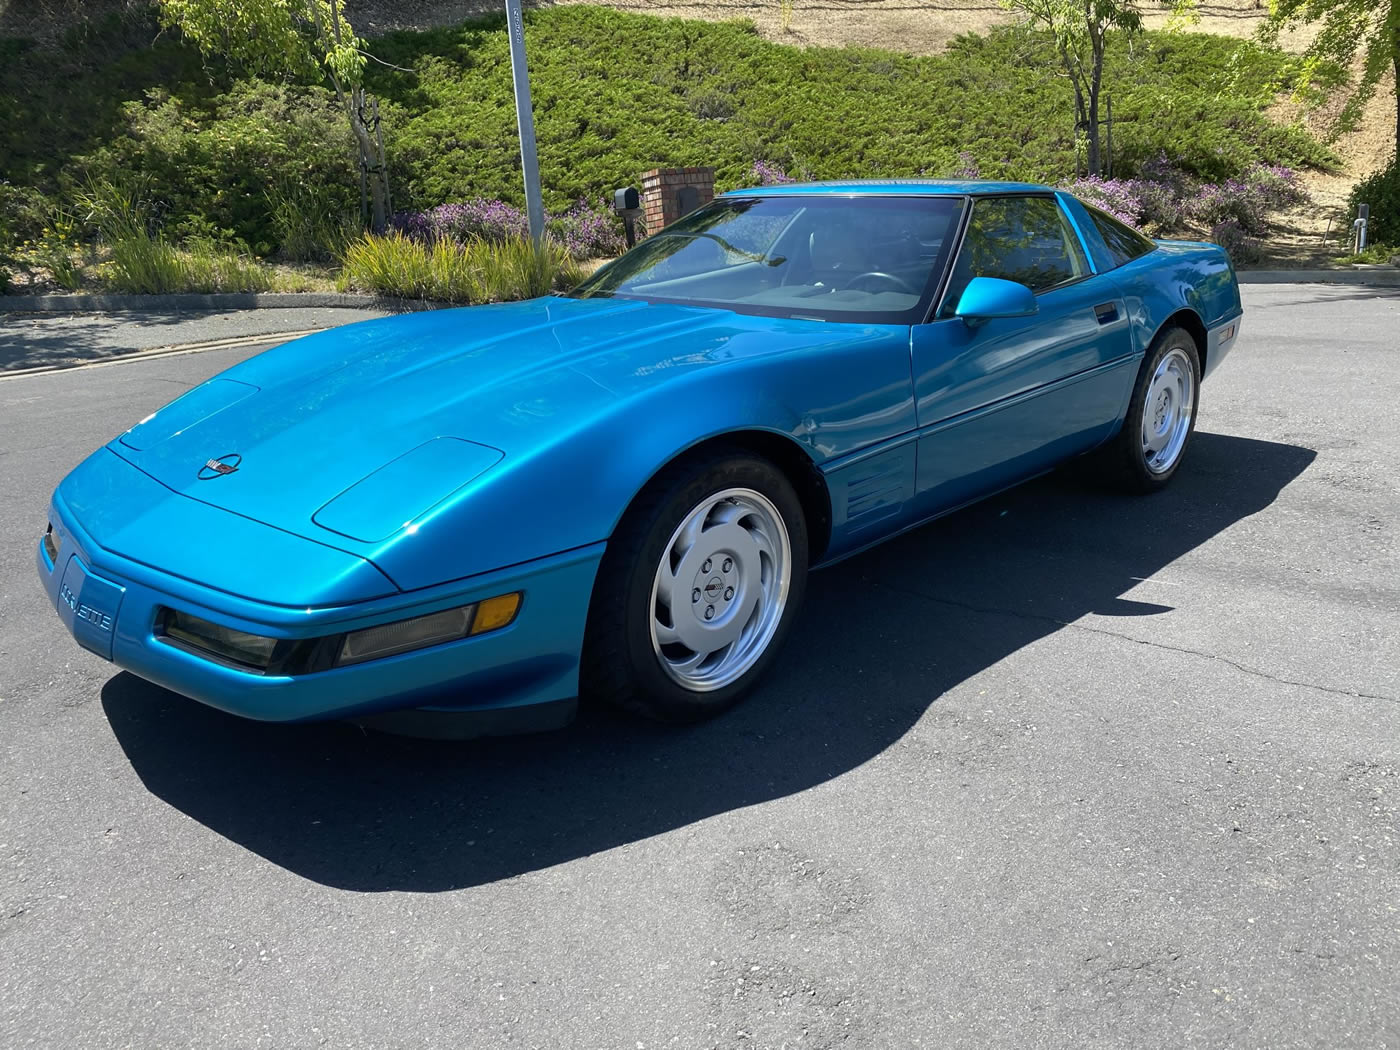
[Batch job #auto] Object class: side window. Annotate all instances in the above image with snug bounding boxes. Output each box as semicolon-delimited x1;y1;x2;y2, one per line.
1085;206;1157;269
940;196;1088;316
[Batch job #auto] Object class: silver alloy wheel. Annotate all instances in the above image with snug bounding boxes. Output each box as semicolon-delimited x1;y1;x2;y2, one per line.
1141;347;1196;474
648;487;792;692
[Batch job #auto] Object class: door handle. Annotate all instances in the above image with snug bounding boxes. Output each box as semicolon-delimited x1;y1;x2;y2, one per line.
1093;302;1119;325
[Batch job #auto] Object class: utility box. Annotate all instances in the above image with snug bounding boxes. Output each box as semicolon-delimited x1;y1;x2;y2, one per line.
640;167;715;237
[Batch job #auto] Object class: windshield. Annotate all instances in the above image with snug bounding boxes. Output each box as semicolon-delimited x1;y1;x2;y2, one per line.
569;194;966;324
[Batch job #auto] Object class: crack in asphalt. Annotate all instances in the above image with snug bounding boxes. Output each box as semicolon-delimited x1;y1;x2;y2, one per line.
870;578;1400;706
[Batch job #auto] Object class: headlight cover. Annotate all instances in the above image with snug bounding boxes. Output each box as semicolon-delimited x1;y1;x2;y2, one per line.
338;605;474;665
157;593;522;675
42;523;62;568
337;593;522;666
163;610;279;671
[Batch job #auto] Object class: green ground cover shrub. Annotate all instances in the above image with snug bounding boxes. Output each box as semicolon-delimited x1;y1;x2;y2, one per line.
88;82;359;256
368;7;1336;212
0;9;350;259
0;10;220;204
1347;156;1400;251
1;4;1339;261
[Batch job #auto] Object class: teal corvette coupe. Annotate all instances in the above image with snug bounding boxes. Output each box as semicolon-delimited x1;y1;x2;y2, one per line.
38;181;1242;735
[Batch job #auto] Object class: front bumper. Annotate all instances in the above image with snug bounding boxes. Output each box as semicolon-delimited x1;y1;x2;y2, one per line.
37;491;604;725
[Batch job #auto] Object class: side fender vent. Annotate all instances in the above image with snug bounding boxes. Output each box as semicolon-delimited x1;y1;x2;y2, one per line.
845;462;905;525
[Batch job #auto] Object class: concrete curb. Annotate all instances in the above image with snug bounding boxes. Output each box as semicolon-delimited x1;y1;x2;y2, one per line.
1238;269;1400;287
0;292;451;314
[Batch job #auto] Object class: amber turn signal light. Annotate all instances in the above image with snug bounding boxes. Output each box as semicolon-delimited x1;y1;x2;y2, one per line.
471;592;522;635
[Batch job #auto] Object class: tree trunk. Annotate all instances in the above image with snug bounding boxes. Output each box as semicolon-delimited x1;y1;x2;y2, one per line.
1064;48;1088;177
323;0;389;233
1085;34;1105;177
1393;46;1399;158
1085;89;1101;176
345;87;388;233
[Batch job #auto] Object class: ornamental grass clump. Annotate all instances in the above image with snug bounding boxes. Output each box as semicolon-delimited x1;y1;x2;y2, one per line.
78;178;273;293
477;235;585;300
339;232;582;303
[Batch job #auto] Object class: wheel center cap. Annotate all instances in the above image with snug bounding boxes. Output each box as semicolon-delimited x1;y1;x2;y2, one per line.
692;556;738;623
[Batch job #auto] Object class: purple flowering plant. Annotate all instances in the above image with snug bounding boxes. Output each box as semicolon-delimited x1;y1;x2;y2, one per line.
546;198;627;259
749;160;797;186
1188;164;1306;235
1208;218;1262;264
1062;175;1143;226
952;151;981;180
391;196;624;260
1060;151;1306;242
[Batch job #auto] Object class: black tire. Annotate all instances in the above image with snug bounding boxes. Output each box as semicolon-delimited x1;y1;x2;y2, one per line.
1101;325;1202;493
580;450;809;723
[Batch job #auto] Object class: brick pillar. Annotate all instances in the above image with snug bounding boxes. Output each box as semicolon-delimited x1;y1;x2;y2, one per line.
640;167;715;237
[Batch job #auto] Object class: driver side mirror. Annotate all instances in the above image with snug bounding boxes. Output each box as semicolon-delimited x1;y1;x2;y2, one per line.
954;276;1038;324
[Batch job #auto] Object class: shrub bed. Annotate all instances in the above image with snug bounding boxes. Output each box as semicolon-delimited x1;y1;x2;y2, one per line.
391;197;625;260
1064;155;1308;261
0;6;1337;260
1347;156;1400;251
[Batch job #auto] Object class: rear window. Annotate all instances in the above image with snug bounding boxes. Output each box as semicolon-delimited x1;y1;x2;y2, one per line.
1086;206;1157;269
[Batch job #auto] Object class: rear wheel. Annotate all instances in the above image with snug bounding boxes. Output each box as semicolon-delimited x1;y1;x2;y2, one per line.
1103;326;1201;492
581;451;808;722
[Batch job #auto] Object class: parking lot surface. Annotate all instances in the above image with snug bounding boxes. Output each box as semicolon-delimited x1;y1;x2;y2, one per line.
1;284;1396;1048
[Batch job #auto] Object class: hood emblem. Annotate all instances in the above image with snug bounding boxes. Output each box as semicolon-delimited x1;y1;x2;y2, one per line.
198;453;242;480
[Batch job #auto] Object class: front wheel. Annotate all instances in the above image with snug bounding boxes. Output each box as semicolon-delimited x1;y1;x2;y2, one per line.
581;452;809;722
1104;326;1202;492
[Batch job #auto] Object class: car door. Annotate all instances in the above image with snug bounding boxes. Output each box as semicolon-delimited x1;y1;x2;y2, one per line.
909;194;1137;516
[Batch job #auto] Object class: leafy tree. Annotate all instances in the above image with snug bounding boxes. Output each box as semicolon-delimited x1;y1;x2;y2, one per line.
1001;0;1191;176
152;0;392;230
1261;0;1400;155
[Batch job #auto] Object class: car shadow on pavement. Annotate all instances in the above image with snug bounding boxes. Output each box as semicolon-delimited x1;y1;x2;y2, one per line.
101;431;1316;892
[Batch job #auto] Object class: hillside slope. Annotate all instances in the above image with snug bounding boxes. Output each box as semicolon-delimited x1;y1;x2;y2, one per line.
2;0;1389;267
354;0;1392;265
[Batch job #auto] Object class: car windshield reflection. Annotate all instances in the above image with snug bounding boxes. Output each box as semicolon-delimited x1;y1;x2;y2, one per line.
570;194;966;324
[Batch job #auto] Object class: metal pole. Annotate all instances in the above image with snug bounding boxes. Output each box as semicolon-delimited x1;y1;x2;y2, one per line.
505;0;545;244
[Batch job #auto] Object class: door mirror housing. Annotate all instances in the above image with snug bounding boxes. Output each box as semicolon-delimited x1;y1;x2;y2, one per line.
954;276;1038;324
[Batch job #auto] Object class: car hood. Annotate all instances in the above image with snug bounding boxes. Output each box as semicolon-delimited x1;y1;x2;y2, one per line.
108;296;828;574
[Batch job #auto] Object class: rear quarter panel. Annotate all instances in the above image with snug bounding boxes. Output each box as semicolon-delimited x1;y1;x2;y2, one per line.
1108;241;1242;377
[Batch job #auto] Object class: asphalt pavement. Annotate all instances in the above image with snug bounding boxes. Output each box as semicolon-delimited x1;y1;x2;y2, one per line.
0;307;394;375
0;285;1396;1048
